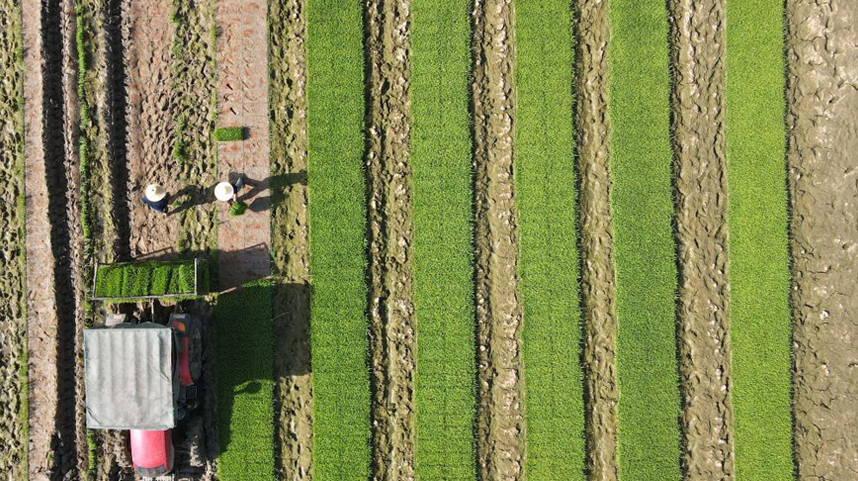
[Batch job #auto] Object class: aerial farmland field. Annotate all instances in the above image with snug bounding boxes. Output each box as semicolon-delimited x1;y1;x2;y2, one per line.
3;0;858;480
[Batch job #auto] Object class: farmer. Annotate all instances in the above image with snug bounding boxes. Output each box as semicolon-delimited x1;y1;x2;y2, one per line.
142;184;169;214
214;175;246;205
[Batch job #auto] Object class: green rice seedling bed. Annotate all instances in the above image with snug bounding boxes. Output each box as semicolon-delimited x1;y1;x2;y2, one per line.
725;1;793;478
93;260;208;301
215;279;275;480
411;1;477;480
306;0;370;479
514;1;585;479
607;1;681;479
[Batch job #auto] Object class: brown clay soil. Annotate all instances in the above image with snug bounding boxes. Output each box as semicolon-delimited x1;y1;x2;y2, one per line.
786;1;858;479
668;0;735;479
0;0;27;477
471;1;525;480
364;1;416;480
268;0;314;479
574;1;619;479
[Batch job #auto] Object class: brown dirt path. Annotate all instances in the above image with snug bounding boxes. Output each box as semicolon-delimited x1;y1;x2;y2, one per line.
471;0;525;479
215;0;271;289
123;0;179;260
574;1;619;479
364;0;415;480
269;0;313;478
0;0;27;477
668;0;735;479
786;1;858;479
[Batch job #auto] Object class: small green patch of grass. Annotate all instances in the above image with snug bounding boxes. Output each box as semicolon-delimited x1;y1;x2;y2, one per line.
724;1;793;478
608;1;682;479
229;201;248;217
306;0;370;479
215;279;275;480
515;1;585;479
214;126;244;142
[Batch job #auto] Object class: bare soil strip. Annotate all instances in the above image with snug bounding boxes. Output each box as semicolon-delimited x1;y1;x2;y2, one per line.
573;1;618;479
668;0;735;478
268;0;313;478
471;1;525;479
364;1;416;479
0;0;27;477
123;0;179;259
786;1;858;478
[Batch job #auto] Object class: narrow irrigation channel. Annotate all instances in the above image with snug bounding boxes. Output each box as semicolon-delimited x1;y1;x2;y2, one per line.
364;1;417;480
268;0;314;479
573;0;619;479
668;0;735;479
786;1;858;479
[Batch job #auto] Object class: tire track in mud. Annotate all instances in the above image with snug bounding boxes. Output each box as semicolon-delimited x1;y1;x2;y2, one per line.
786;2;858;479
668;0;735;479
268;0;313;479
0;0;27;477
574;1;618;479
364;1;415;480
471;1;524;479
23;0;86;477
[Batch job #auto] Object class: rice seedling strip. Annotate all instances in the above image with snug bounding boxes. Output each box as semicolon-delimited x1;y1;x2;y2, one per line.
216;280;275;480
411;1;476;480
514;1;585;479
306;0;370;479
607;1;682;479
724;1;793;478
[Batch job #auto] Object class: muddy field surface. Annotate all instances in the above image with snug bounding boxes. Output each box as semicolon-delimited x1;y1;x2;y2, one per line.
0;0;26;477
668;0;735;479
364;1;416;480
269;0;313;479
471;1;525;480
787;1;858;479
574;1;619;479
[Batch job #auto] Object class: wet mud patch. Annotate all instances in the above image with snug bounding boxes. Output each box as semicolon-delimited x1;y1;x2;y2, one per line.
786;1;858;479
471;0;525;479
668;0;735;479
268;0;313;479
364;0;416;480
573;1;619;479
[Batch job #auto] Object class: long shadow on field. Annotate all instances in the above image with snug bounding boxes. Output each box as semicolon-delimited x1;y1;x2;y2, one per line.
215;280;310;463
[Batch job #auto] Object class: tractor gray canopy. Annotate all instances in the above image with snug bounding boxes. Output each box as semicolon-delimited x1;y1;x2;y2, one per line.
84;323;177;430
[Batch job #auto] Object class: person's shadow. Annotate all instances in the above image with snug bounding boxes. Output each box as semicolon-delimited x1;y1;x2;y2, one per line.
169;172;307;216
169;184;213;216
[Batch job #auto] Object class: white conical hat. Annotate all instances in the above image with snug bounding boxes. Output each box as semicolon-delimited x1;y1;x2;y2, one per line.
215;182;235;202
145;184;166;202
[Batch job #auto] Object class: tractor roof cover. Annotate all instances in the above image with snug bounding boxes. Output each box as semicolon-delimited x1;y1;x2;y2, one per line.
84;323;176;430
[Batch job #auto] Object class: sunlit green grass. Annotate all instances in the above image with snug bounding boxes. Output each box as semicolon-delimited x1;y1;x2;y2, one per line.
411;1;476;480
725;1;793;479
608;1;681;479
306;0;370;479
514;1;585;479
216;280;275;480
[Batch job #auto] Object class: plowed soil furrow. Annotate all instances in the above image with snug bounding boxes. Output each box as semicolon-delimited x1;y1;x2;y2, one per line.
268;0;313;479
471;1;524;479
668;0;734;479
0;0;27;477
786;2;858;479
365;1;415;480
23;0;83;477
123;0;179;259
574;1;618;479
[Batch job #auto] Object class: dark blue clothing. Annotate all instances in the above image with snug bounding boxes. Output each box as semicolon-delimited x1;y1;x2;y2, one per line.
142;195;169;213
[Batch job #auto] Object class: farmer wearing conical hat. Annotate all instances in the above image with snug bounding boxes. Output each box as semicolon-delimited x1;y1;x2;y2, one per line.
143;184;169;214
